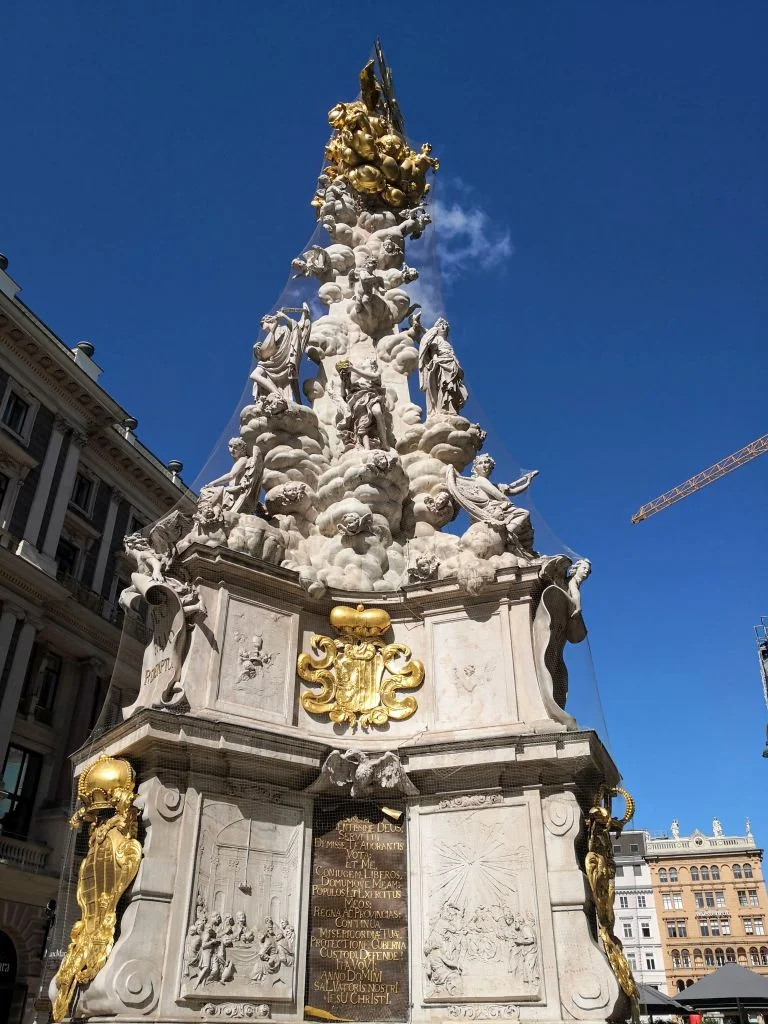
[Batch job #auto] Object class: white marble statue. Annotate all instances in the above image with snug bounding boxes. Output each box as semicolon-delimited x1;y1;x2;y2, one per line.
335;357;390;449
196;438;264;521
250;304;311;404
712;817;723;837
446;455;538;557
671;819;680;839
418;316;468;415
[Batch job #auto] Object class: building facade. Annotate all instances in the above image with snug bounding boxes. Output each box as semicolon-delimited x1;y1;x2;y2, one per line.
0;256;191;1023
613;829;667;992
646;820;768;994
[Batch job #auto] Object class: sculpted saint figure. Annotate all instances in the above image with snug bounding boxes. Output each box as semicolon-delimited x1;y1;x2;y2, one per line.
250;304;311;404
418;317;468;415
197;437;264;519
446;454;538;556
336;357;390;449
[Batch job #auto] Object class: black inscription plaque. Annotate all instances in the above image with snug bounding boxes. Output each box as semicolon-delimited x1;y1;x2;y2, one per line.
306;801;408;1021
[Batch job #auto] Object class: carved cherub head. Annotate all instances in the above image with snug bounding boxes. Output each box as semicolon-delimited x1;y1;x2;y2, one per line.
228;437;248;459
433;316;450;335
472;453;496;478
567;558;592;586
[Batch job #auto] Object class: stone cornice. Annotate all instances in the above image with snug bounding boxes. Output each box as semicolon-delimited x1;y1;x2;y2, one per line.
0;297;193;508
179;543;546;622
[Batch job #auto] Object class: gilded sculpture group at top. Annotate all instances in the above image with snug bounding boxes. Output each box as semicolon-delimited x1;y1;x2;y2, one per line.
313;58;439;212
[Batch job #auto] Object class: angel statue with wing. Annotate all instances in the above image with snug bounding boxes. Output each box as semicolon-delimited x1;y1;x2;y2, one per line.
446;454;538;558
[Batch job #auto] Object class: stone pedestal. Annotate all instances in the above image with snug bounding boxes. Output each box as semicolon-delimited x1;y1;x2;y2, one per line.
61;549;625;1024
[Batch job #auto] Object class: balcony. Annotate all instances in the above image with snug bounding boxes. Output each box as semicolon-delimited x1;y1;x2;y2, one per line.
0;833;50;873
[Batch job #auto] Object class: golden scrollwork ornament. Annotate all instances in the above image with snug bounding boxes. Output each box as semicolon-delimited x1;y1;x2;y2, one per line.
584;784;640;1024
51;755;143;1021
298;604;424;730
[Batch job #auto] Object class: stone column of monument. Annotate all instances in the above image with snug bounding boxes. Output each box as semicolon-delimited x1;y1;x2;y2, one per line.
49;47;637;1024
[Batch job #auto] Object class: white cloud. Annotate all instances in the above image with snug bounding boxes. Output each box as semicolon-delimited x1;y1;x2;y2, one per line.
433;198;514;280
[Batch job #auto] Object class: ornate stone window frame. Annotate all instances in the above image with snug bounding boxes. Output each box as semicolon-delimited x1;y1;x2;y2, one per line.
0;374;40;448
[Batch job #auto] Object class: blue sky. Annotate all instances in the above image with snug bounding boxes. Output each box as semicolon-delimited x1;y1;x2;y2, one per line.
3;3;766;841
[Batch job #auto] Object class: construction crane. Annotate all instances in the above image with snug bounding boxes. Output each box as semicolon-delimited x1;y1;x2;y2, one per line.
631;432;768;524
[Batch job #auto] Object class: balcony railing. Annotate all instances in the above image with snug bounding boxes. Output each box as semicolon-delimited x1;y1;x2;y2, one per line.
0;833;50;873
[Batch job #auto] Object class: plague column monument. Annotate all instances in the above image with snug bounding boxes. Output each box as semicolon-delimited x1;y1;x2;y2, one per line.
50;48;637;1024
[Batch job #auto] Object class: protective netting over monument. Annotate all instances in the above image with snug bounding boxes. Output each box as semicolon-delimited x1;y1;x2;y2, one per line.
42;45;632;1024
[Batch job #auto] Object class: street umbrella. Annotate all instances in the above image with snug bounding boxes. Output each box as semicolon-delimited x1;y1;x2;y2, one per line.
637;983;691;1020
682;963;768;1023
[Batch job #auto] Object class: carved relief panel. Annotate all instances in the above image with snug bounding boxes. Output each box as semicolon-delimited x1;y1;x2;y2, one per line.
211;595;297;722
181;798;304;1004
428;607;516;731
418;800;541;1004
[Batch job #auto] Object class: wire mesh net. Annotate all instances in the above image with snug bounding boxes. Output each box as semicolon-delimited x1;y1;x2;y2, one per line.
41;48;617;1024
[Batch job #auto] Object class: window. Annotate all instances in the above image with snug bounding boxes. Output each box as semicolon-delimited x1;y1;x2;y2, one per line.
711;920;721;936
726;948;736;963
630;843;639;853
681;950;691;968
678;920;688;938
663;894;673;911
721;919;731;936
645;953;656;970
715;949;725;965
637;895;647;909
633;865;642;877
704;949;715;967
669;868;679;882
615;866;624;877
695;892;705;909
755;919;765;936
711;866;720;880
619;896;629;909
744;919;754;935
751;947;760;967
35;652;62;722
691;867;700;881
55;537;80;579
748;890;759;907
667;921;678;939
716;891;726;908
2;390;30;436
701;866;710;881
623;922;633;939
71;472;94;514
613;843;621;853
738;947;748;965
673;893;683;910
672;951;681;969
738;890;748;907
705;891;715;908
641;921;651;938
0;745;42;839
700;922;710;937
744;864;754;879
761;947;768;966
627;952;637;969
659;869;668;883
733;865;743;879
694;949;703;966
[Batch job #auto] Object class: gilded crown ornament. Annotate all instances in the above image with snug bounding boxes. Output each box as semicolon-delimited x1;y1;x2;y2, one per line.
51;756;143;1021
584;785;640;1024
298;604;424;729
